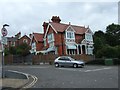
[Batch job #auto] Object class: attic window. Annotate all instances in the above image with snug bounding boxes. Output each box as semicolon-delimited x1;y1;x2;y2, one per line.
23;39;28;43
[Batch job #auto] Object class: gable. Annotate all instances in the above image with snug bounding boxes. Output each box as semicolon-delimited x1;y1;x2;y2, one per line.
19;35;30;41
30;33;43;46
47;26;56;34
50;22;87;34
66;26;75;32
44;23;57;39
32;36;36;43
81;39;87;44
44;22;92;39
85;28;93;35
30;35;36;45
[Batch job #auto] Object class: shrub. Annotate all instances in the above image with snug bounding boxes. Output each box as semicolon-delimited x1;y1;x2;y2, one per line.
96;45;118;58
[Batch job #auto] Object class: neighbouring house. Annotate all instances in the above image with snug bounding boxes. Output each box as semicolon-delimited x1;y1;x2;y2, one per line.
18;35;31;45
6;32;31;49
30;33;44;54
6;32;21;48
40;16;94;55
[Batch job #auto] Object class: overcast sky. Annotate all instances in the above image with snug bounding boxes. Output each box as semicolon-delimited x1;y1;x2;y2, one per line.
0;0;119;37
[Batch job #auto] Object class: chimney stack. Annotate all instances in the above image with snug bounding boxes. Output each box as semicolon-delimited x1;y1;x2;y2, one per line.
15;32;21;39
29;33;32;39
51;16;61;23
42;22;48;35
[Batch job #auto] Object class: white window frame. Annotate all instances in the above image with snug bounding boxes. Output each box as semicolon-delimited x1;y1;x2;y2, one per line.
66;31;75;39
47;33;54;43
85;33;93;41
32;42;36;49
67;49;76;55
49;42;54;47
44;38;46;46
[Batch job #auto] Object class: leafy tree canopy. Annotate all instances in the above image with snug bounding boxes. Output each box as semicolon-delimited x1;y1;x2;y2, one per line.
106;23;120;46
93;23;120;58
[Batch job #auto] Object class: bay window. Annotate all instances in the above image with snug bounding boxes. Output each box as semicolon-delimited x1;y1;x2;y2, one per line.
85;33;93;41
47;33;54;43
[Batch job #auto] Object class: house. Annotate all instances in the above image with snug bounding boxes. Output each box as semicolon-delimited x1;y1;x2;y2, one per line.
6;32;31;49
30;33;44;54
6;32;21;48
41;16;94;55
18;35;31;45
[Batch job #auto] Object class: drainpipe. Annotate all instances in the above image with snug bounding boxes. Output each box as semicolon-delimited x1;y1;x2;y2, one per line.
61;33;64;55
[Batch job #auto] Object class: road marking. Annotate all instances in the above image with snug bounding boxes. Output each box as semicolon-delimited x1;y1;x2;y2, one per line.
84;67;111;72
7;70;38;89
28;66;50;69
23;74;38;89
56;67;112;72
57;68;77;71
5;66;50;69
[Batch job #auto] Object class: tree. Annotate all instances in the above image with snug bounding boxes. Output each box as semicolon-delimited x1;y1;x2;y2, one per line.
105;23;120;46
93;24;120;59
16;43;30;56
5;43;30;56
115;45;120;59
4;48;10;56
9;46;17;55
96;45;118;58
93;30;106;55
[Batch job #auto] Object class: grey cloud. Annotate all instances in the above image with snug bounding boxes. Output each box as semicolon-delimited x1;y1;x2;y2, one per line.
0;1;118;37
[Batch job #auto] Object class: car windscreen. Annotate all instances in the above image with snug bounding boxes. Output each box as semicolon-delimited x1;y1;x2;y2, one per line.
58;57;70;61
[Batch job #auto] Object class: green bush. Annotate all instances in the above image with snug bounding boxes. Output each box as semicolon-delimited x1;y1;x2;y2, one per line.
5;43;30;56
116;45;120;59
96;45;118;58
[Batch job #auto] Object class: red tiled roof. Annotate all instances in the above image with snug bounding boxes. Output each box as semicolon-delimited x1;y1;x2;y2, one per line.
50;22;87;34
19;35;30;40
33;33;43;42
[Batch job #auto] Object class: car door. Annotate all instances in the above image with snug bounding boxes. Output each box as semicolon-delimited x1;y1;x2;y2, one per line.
64;57;72;66
58;57;66;66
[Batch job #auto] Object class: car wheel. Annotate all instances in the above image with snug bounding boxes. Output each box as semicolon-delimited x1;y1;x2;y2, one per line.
55;63;59;67
73;64;78;68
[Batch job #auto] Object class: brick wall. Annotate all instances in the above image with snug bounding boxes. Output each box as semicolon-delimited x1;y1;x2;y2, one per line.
32;54;94;64
36;42;44;51
4;55;13;64
4;54;94;65
19;35;31;45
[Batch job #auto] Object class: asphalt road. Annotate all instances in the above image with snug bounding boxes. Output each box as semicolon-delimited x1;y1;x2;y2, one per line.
4;65;118;88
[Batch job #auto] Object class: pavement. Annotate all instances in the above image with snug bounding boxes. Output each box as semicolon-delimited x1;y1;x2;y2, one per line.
0;78;28;89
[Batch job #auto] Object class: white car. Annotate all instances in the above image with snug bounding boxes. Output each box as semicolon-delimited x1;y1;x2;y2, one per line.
54;56;85;68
